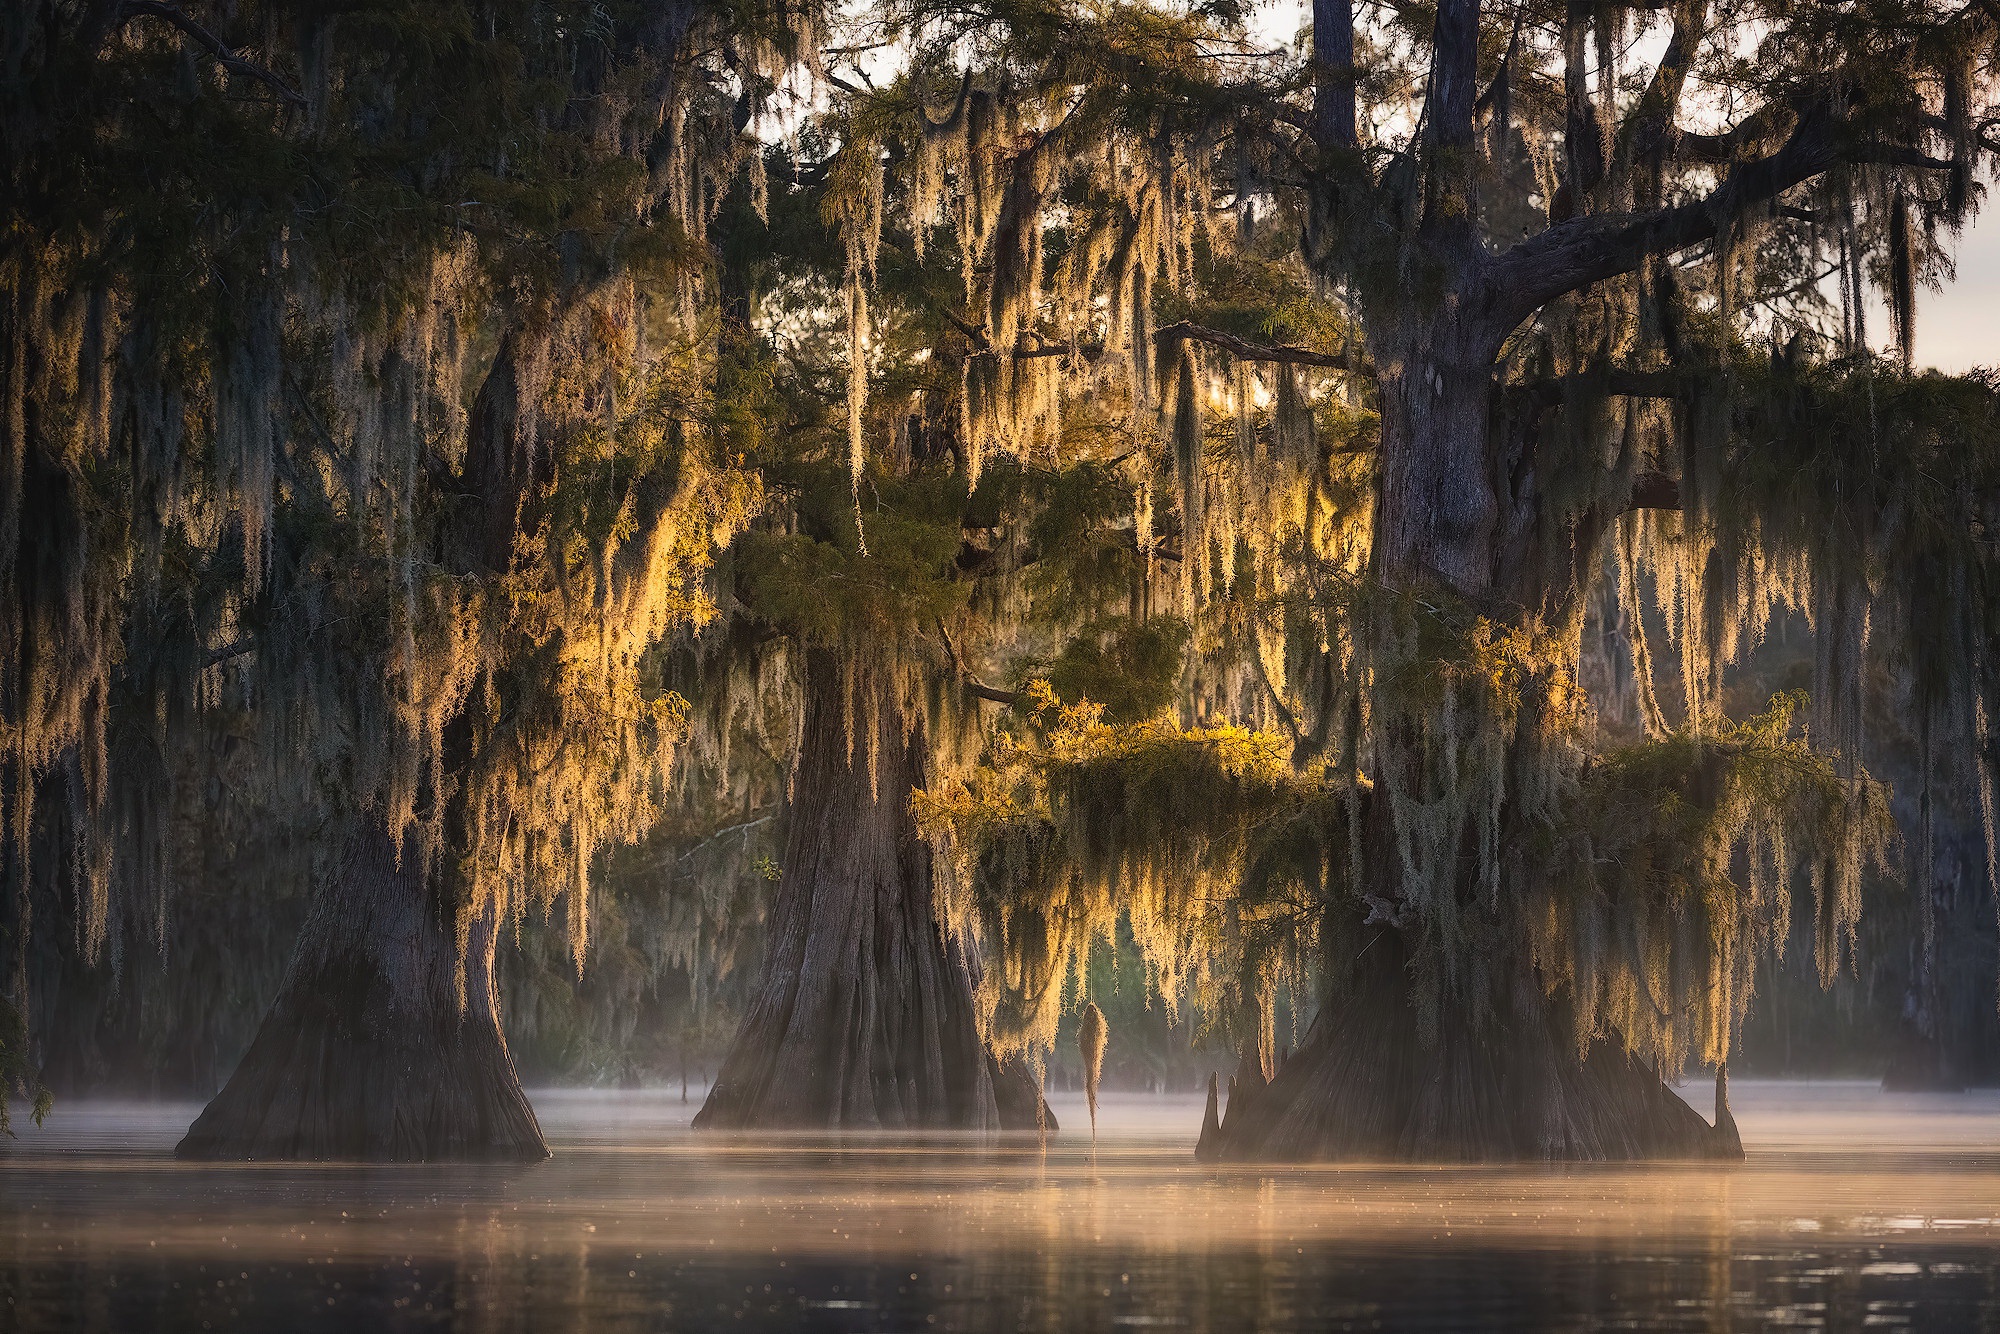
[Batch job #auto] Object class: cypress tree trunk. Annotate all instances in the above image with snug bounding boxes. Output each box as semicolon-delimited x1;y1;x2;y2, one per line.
1882;925;1962;1092
1206;337;1739;1162
1197;926;1737;1161
175;330;553;1163
175;824;546;1161
696;648;1047;1131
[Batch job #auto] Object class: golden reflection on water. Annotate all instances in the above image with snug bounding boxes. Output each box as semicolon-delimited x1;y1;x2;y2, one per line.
1;1082;1997;1332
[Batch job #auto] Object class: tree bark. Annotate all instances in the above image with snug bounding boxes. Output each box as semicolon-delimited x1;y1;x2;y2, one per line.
1371;318;1506;593
1198;926;1739;1162
176;325;557;1162
175;824;547;1161
695;648;1049;1131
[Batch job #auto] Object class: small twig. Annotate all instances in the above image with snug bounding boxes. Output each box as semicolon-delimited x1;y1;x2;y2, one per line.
676;815;776;866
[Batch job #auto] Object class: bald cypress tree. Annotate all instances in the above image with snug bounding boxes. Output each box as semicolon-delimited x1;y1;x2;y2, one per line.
1181;0;2000;1162
3;0;815;1159
682;11;1227;1122
891;0;2000;1160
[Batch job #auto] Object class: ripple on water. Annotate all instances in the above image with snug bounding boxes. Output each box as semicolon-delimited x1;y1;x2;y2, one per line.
1;1082;1998;1332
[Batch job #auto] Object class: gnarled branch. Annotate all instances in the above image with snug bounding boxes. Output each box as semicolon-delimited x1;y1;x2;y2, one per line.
1487;102;1847;328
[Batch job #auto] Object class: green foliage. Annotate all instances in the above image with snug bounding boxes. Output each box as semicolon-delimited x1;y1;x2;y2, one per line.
734;467;972;644
1042;617;1190;725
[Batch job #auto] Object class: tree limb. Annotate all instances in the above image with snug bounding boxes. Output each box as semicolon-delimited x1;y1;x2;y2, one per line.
1311;0;1359;150
917;67;975;134
1847;143;1958;172
117;1;306;109
1674;104;1790;164
1493;82;1966;330
204;638;255;668
1622;1;1709;168
1154;321;1364;372
1559;0;1606;205
1426;0;1481;155
1486;102;1847;328
935;619;1021;706
675;815;777;866
1421;0;1482;237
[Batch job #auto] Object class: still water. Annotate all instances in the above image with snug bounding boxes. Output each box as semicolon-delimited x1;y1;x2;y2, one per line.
2;1082;1998;1332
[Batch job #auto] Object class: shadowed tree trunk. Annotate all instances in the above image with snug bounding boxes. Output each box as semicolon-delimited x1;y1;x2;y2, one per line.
1197;926;1737;1161
1205;321;1741;1162
1883;921;1963;1092
696;648;1048;1130
178;332;553;1161
176;824;546;1161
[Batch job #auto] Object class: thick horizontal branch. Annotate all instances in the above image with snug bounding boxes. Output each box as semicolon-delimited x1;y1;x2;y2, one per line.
953;314;1102;365
962;678;1023;706
203;638;255;668
1847;142;1958;172
1486;103;1848;326
117;0;306;108
1491;90;1966;329
1673;105;1789;165
954;310;1366;384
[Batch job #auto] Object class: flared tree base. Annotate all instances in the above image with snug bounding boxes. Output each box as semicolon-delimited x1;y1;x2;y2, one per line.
176;828;548;1162
694;648;1052;1135
1197;931;1742;1163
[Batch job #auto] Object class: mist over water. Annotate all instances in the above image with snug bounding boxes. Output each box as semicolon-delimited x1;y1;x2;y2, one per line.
3;1082;1998;1332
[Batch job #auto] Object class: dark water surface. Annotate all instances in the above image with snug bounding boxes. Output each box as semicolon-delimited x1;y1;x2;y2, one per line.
3;1083;1998;1332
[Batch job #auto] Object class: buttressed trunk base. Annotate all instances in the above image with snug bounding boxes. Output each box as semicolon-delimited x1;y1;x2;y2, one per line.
176;827;547;1162
1196;927;1742;1163
696;649;1049;1132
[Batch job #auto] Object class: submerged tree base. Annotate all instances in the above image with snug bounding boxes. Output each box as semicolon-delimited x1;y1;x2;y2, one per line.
176;829;548;1162
1197;930;1742;1164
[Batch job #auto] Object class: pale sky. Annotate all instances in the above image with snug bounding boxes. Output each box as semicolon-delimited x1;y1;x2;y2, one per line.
1916;211;2000;372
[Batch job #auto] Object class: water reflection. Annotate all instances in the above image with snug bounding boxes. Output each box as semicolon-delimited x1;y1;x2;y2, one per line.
2;1084;1997;1331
